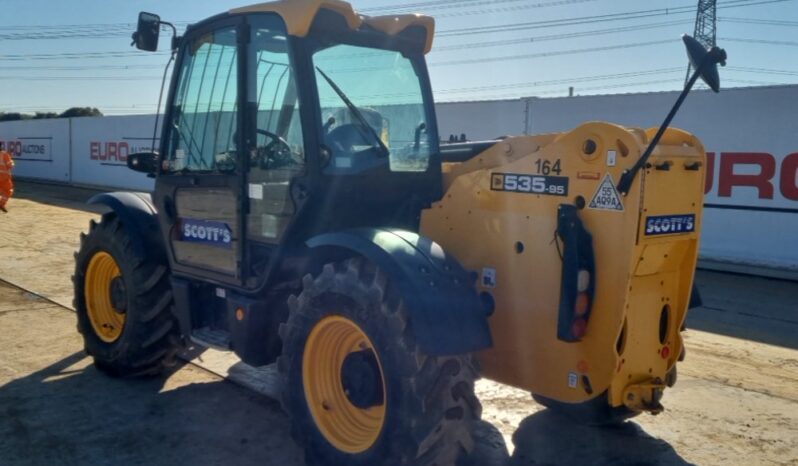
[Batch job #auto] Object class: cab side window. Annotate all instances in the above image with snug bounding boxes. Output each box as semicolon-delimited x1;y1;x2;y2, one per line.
168;27;239;172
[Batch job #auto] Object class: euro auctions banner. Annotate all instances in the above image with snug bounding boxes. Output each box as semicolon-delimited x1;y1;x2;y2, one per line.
0;118;70;182
4;137;52;161
70;115;158;191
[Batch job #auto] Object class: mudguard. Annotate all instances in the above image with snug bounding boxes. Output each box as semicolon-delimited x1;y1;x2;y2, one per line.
88;192;165;260
307;228;493;356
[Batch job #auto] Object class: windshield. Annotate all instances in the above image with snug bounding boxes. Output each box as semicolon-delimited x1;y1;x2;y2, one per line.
313;44;434;173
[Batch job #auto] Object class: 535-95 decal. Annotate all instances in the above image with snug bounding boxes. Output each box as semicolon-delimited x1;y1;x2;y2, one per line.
491;173;569;197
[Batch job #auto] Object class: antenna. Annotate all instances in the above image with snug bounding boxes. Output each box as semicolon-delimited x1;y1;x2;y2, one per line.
685;0;717;86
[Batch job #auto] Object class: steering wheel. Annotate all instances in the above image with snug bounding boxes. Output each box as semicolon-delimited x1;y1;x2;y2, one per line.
325;123;372;153
255;129;294;169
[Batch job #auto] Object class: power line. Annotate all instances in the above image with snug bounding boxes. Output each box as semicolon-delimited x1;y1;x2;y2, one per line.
2;66;792;87
436;7;695;37
434;20;691;52
435;68;685;94
5;66;794;112
360;0;578;13
0;51;170;61
426;0;600;18
721;37;798;46
0;1;592;39
436;0;794;37
0;21;192;40
0;64;163;71
0;76;164;81
2;0;790;46
431;39;676;67
719;16;798;26
0;2;597;40
725;78;790;85
434;79;684;102
727;66;798;75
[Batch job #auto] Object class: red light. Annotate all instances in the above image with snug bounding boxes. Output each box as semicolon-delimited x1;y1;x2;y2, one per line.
661;346;671;359
574;292;590;316
577;360;590;373
572;318;587;338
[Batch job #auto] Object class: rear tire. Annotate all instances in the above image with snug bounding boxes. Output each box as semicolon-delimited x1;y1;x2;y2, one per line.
278;258;482;466
532;391;637;426
73;213;181;377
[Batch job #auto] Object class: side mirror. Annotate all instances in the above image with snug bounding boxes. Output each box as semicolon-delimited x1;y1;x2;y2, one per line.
683;34;727;93
127;152;159;175
132;12;161;52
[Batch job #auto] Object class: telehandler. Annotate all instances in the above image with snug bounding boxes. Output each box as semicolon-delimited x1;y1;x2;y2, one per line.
73;1;726;464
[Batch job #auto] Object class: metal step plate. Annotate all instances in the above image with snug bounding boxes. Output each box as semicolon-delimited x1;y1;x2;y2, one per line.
190;327;231;351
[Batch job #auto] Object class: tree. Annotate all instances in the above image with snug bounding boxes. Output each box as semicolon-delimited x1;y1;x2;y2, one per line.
0;113;29;122
59;107;103;118
33;112;59;120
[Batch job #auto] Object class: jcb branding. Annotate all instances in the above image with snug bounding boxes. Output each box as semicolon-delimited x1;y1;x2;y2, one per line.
645;215;695;236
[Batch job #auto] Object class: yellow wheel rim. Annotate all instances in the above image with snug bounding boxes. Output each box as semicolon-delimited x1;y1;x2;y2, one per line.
302;315;387;454
84;251;126;343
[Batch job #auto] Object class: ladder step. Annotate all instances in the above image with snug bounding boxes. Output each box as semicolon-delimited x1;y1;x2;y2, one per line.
190;327;231;351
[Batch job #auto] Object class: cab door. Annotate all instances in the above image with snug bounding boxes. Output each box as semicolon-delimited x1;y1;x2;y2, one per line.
154;18;246;285
241;14;309;282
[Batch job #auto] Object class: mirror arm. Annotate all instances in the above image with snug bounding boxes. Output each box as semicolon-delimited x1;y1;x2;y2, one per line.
616;57;708;196
157;20;179;52
159;20;176;35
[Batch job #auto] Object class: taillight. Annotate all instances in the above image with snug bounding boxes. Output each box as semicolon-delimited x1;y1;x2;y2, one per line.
556;205;596;342
575;290;590;316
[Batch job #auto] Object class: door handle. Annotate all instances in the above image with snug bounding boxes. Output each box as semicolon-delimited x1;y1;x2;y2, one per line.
163;196;177;222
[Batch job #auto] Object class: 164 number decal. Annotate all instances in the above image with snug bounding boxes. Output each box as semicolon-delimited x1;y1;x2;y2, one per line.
491;173;569;196
534;158;562;175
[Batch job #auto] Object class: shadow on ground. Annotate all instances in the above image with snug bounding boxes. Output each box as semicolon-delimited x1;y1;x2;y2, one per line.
0;351;304;466
509;410;693;466
689;270;798;350
13;180;109;214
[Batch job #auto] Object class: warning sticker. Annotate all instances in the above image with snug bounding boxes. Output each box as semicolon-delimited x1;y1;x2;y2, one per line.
589;174;624;212
568;372;578;389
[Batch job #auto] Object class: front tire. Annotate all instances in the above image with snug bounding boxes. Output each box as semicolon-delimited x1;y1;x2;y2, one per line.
73;213;181;377
278;258;481;466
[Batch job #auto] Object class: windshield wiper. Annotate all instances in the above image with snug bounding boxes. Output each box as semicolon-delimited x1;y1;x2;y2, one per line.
315;66;389;157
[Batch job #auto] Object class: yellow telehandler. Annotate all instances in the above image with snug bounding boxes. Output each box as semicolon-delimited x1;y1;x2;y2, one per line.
73;1;725;464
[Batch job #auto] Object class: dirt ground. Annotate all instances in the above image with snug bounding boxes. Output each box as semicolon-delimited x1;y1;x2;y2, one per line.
1;181;797;466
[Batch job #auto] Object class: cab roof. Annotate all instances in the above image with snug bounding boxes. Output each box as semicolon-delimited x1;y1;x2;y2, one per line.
229;0;435;53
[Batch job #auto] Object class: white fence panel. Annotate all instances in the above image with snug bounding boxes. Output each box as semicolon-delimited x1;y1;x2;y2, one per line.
436;99;527;141
0;118;70;182
70;115;158;191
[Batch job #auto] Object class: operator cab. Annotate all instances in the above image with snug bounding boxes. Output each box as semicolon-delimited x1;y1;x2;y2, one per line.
132;2;442;291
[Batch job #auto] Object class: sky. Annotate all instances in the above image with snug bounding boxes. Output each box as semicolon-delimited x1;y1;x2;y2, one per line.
1;0;797;115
